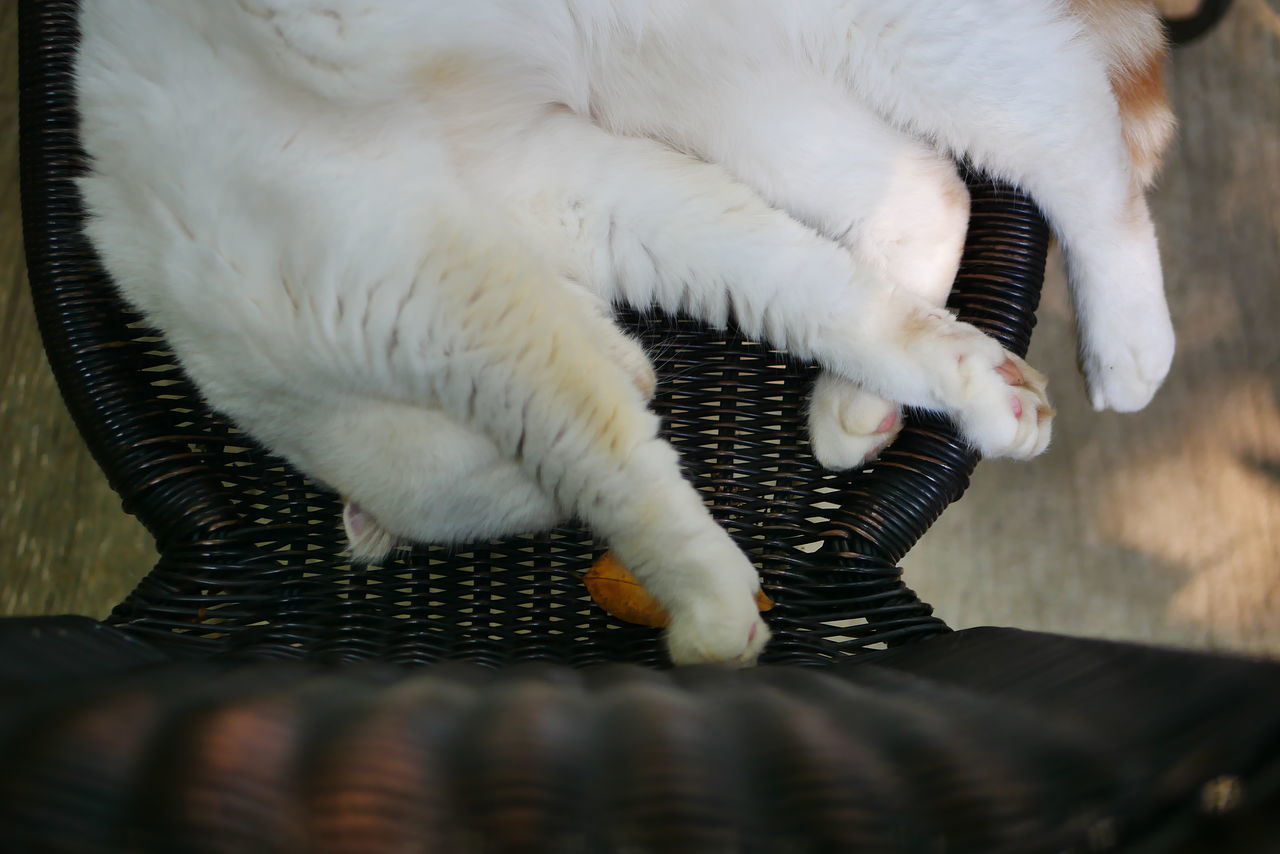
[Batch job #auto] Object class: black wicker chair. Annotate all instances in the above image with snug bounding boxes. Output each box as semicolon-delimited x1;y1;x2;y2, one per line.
6;1;1277;852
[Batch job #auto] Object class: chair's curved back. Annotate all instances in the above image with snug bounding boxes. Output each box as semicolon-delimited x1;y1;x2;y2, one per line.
18;0;1048;668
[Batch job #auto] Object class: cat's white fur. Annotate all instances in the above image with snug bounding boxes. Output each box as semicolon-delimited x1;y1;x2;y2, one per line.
75;0;1170;666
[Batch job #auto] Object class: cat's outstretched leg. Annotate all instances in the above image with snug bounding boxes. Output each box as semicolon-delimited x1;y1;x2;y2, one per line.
471;109;1051;460
637;84;970;469
582;0;1172;412
810;0;1174;411
285;214;769;666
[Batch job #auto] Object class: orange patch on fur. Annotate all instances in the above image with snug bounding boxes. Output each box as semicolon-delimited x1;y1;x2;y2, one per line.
1113;54;1174;185
1063;0;1174;186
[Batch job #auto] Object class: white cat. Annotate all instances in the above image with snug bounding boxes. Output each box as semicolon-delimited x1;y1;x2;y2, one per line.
75;0;1172;666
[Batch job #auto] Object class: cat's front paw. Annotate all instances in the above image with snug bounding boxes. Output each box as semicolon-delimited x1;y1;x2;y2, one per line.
900;309;1055;460
954;349;1055;460
1082;315;1174;412
666;596;771;667
808;373;903;470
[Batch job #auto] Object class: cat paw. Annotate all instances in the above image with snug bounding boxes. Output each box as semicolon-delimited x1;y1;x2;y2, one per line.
666;597;771;667
342;501;398;564
895;308;1054;460
954;349;1055;460
1082;317;1174;412
808;374;903;470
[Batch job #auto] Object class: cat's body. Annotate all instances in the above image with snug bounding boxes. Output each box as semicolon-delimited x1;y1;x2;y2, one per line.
76;0;1171;665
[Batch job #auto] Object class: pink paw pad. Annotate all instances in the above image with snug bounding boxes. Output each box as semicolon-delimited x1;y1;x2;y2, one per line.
875;412;900;434
996;358;1026;386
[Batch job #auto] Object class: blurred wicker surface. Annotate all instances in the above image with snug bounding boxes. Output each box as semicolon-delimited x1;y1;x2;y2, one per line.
2;621;1277;854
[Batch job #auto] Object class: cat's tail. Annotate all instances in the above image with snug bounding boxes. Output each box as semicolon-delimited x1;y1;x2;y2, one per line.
1066;0;1175;186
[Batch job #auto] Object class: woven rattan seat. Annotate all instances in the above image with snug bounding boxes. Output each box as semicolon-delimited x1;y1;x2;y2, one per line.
6;1;1277;851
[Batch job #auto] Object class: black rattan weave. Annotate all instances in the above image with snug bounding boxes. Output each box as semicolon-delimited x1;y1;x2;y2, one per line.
18;0;1050;669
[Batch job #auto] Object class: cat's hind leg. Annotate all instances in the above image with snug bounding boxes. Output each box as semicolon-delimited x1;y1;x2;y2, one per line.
564;278;657;401
288;402;568;564
814;0;1173;411
281;213;769;666
585;0;1170;411
264;288;658;572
